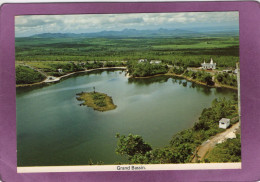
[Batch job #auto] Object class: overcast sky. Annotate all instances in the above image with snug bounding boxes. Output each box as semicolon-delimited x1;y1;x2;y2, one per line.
15;12;239;37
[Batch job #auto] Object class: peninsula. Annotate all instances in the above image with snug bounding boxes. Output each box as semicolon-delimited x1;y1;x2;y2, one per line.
76;91;117;112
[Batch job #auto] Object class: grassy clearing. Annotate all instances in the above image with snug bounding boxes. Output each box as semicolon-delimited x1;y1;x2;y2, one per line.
76;91;117;112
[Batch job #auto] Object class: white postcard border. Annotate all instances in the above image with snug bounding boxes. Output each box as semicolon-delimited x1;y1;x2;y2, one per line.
17;163;241;173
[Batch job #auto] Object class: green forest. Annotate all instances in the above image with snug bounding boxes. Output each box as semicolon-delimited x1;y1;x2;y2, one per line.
15;36;239;68
127;61;168;77
172;67;214;86
16;65;45;84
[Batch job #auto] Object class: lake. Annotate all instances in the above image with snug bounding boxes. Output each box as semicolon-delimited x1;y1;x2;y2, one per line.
16;70;235;166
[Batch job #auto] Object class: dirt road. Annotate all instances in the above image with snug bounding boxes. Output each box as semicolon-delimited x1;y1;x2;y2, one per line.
191;122;240;162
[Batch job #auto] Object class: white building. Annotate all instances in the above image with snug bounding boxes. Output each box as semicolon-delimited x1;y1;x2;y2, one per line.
150;60;162;64
138;59;147;63
219;118;230;129
201;58;216;70
58;68;63;73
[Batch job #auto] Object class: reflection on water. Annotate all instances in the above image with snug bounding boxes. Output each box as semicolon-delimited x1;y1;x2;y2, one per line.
128;76;170;85
128;75;226;96
16;70;236;166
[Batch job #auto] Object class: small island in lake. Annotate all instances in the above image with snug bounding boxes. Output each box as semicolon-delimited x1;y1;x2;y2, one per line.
76;91;117;112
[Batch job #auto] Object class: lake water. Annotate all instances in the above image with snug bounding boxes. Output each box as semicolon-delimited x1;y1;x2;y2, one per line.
16;70;235;166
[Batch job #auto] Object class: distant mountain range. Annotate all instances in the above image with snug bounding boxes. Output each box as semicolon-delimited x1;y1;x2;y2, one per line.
30;28;238;38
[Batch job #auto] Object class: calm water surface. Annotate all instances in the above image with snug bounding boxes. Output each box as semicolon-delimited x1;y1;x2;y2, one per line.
16;70;235;166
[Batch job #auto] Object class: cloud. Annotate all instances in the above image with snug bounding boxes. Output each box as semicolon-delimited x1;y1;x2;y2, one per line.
16;16;64;28
15;12;239;37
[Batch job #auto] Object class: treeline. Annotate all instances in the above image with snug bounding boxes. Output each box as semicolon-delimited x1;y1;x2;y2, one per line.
103;61;126;67
40;62;85;76
84;61;103;70
170;66;238;87
216;72;237;87
162;56;238;68
127;61;168;77
170;67;214;86
184;70;214;86
16;65;45;84
15;61;127;83
115;96;240;164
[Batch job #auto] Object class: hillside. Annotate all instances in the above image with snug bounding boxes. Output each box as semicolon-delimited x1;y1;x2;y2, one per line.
28;28;238;38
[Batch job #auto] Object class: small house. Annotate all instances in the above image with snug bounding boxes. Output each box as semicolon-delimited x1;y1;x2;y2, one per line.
201;58;216;70
138;59;147;63
219;118;230;129
58;68;63;73
150;60;162;64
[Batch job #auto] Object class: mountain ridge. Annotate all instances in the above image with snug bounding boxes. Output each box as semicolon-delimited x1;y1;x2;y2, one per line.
29;28;238;38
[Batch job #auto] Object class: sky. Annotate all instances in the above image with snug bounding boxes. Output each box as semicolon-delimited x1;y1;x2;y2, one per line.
15;12;239;37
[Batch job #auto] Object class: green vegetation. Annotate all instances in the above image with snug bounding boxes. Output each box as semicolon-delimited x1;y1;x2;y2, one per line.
16;65;45;84
204;134;241;162
20;61;85;77
15;36;239;84
115;133;152;161
183;69;214;86
115;95;240;164
104;61;126;67
15;36;239;68
76;91;117;112
216;72;237;87
127;61;168;77
170;67;214;86
85;61;103;69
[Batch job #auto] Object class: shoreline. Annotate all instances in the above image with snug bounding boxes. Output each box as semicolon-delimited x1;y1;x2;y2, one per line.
16;67;127;88
131;72;237;90
166;73;238;90
16;66;237;90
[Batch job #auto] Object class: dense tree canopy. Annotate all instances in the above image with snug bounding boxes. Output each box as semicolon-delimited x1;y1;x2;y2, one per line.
216;72;237;87
115;133;152;161
127;61;168;77
16;65;45;84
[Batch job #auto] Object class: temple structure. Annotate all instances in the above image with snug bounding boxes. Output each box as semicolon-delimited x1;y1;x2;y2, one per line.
201;58;216;69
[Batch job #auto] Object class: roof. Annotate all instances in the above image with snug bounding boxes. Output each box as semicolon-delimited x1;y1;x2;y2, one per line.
219;118;230;123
